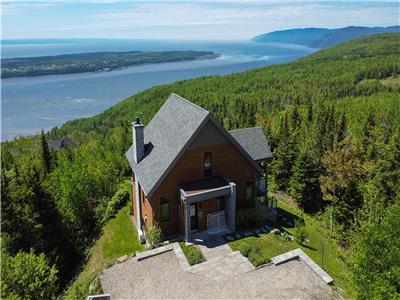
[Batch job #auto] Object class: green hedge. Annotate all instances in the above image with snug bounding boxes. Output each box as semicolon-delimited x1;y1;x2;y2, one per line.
179;242;206;266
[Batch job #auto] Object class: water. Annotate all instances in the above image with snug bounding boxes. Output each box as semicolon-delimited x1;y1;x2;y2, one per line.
1;40;315;140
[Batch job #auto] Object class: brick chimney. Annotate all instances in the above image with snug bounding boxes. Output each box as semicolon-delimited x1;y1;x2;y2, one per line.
132;117;144;163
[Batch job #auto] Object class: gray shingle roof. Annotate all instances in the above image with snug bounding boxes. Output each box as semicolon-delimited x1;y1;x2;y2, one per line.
48;136;77;150
126;93;270;197
229;127;272;161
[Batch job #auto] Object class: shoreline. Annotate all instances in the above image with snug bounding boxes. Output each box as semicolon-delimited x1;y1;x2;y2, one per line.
1;52;220;79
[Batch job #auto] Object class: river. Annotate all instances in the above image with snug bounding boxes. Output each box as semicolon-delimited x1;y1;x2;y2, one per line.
1;39;315;140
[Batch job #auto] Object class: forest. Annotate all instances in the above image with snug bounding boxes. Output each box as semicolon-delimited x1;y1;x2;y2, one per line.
1;50;218;78
1;33;399;299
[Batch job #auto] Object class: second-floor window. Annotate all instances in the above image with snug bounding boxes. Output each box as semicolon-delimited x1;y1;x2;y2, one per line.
204;152;212;177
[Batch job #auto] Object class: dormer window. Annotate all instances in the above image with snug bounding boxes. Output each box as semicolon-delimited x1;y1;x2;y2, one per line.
204;152;212;177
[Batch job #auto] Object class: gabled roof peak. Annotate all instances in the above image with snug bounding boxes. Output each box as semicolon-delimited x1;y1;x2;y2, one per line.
126;93;268;197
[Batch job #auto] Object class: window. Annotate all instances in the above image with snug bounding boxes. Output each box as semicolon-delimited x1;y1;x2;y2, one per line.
245;178;255;200
204;152;212;177
160;197;170;222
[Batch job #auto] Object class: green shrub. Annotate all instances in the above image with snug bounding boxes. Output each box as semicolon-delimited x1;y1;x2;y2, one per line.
239;243;252;257
294;219;307;245
236;207;265;229
102;185;130;223
248;251;267;267
146;222;163;247
179;242;206;266
186;249;204;265
1;249;58;300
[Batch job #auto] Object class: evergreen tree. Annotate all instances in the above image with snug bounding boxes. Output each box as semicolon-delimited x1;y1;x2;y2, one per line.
352;200;400;299
335;112;347;148
271;113;293;191
289;140;322;212
40;131;52;174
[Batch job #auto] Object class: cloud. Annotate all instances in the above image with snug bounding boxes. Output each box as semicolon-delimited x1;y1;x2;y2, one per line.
2;1;398;39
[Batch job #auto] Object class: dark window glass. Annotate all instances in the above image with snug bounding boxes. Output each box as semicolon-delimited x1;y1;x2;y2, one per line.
160;197;170;222
204;152;212;177
217;197;225;211
245;178;254;200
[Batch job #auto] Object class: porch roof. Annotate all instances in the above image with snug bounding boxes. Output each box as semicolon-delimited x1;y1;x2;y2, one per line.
179;176;232;203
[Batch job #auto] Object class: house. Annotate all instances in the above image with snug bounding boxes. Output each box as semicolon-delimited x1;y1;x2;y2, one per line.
48;135;77;150
126;94;272;242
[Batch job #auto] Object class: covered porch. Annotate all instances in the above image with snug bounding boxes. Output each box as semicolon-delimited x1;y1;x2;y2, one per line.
179;176;236;242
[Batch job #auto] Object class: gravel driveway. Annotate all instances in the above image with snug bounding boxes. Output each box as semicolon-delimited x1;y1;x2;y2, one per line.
100;251;338;299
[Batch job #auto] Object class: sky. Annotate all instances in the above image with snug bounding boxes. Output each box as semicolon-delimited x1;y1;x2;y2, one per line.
1;1;399;40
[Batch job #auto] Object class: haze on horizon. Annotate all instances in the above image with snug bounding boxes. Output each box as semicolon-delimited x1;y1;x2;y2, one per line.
1;0;399;40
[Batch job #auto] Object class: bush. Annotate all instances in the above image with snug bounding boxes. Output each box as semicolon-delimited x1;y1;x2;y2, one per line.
294;219;307;245
186;249;204;265
236;207;265;229
1;249;58;299
179;242;206;266
239;243;252;257
248;251;267;267
102;185;130;223
246;244;267;266
146;222;163;247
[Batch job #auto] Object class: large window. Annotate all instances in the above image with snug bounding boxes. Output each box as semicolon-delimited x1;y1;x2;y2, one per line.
204;152;212;177
245;178;255;201
160;197;170;222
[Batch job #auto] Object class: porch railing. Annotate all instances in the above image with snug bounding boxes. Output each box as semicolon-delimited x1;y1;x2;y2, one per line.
207;210;226;234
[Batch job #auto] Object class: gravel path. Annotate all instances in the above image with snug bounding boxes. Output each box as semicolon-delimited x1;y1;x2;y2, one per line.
100;251;338;299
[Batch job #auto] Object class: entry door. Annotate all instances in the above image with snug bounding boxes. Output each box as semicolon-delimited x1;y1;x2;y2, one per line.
190;203;197;230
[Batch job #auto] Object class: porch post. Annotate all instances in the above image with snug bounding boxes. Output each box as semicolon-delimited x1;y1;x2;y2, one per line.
226;181;236;232
135;178;142;230
184;201;191;242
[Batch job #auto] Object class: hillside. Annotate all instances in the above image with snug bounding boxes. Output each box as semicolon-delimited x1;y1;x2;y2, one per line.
2;33;399;299
252;26;400;48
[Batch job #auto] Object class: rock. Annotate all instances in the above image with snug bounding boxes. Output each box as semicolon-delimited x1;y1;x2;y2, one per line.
288;235;295;241
117;255;129;263
88;277;102;294
261;227;268;233
271;228;281;235
234;233;242;239
226;235;235;241
243;231;253;237
254;229;261;234
264;224;273;232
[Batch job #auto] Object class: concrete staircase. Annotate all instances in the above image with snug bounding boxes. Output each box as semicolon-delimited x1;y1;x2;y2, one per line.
188;238;254;281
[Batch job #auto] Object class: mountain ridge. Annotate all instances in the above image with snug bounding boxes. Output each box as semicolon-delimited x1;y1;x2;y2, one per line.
252;25;400;48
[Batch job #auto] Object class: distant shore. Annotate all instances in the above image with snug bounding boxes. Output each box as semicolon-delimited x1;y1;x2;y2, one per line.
1;50;220;78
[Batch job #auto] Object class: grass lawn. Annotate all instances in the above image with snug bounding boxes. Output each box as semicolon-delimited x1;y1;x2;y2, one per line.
179;242;206;266
230;233;297;266
230;200;356;299
62;204;144;299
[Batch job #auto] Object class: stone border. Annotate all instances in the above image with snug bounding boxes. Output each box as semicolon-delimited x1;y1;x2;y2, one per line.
172;243;191;270
271;249;334;284
136;244;174;261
